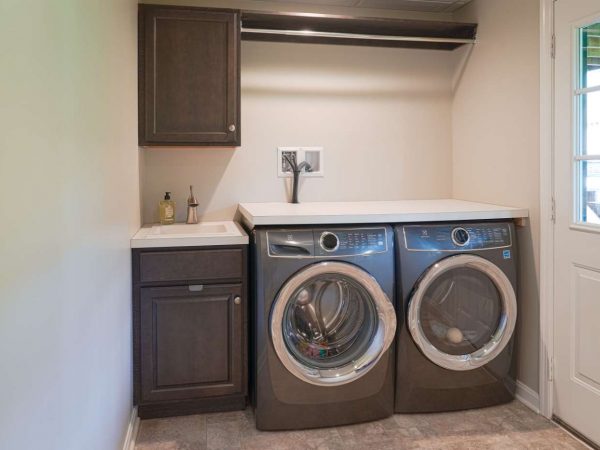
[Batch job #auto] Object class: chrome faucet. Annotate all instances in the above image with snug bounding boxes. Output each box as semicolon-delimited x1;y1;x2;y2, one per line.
186;185;199;224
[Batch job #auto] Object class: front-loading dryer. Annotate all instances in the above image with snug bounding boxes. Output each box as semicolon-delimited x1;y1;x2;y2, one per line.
394;221;518;413
250;226;396;430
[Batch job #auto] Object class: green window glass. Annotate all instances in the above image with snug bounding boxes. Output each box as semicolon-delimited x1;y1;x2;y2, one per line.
576;23;600;224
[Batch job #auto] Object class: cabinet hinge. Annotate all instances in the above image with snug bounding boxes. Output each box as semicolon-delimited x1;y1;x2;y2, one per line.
551;196;556;223
548;356;554;382
551;34;556;59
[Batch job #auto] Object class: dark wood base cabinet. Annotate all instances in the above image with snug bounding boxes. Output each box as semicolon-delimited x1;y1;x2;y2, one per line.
132;246;247;419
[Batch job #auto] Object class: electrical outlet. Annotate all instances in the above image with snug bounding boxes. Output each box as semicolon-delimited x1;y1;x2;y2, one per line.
277;147;324;178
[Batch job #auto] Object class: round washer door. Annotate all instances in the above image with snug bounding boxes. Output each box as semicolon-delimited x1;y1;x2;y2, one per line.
270;261;396;386
408;254;517;371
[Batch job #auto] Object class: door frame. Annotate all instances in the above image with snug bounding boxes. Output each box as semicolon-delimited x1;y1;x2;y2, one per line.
539;0;555;420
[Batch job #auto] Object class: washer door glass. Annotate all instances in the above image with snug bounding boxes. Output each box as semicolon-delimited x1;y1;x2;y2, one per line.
271;262;396;386
408;254;517;371
284;273;377;369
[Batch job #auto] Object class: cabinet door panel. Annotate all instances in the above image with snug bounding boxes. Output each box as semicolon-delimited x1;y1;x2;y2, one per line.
140;284;243;403
140;7;240;146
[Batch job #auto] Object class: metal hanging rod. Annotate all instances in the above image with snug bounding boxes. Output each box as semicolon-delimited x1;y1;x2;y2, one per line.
240;27;476;45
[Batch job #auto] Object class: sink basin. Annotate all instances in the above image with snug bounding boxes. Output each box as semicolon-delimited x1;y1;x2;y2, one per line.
150;222;231;237
131;221;248;248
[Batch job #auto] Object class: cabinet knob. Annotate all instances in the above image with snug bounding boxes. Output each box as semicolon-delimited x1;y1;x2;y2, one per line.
228;124;236;132
234;296;241;305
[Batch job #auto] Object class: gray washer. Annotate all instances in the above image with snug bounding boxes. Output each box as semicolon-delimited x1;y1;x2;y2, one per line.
250;225;397;430
394;221;518;413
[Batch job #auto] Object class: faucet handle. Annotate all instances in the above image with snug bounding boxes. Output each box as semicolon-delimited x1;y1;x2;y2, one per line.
187;185;199;206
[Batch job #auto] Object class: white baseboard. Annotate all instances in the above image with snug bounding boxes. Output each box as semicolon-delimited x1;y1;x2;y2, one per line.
516;380;541;414
122;406;140;450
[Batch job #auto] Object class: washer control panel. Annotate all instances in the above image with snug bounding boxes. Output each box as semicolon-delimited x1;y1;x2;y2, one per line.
319;232;340;252
404;223;512;251
267;227;388;257
315;228;388;256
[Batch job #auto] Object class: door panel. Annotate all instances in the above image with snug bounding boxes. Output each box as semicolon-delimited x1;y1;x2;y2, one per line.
155;296;229;387
572;265;600;392
554;0;600;445
140;284;243;402
408;255;516;371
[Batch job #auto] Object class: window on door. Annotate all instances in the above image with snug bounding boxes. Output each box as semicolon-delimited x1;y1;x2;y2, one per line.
576;22;600;225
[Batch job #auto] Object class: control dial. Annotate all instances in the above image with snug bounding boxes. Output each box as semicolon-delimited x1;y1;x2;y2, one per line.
320;232;340;252
451;227;470;247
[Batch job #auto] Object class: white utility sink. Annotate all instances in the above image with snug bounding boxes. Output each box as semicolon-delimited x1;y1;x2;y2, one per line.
131;221;248;248
149;222;230;237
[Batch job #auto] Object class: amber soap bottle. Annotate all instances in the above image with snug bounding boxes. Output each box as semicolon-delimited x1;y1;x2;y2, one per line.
159;192;175;225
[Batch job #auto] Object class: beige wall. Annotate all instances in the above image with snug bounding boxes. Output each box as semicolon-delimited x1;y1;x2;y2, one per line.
0;0;139;449
141;43;456;223
141;0;456;223
452;0;541;392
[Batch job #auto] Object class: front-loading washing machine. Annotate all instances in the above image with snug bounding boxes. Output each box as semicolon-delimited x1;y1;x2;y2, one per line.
394;221;518;413
250;225;397;430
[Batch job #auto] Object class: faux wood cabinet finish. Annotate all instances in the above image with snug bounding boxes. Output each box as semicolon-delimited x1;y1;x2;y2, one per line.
140;284;243;403
139;248;243;283
133;245;247;419
139;5;240;146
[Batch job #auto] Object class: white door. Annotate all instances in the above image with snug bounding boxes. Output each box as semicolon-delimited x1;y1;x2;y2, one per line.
554;0;600;445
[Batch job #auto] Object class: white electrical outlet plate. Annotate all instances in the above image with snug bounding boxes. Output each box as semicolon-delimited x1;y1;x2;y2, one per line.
277;147;324;178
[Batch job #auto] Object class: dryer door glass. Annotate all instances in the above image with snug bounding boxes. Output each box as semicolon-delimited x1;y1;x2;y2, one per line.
408;254;517;371
419;267;502;356
271;261;396;386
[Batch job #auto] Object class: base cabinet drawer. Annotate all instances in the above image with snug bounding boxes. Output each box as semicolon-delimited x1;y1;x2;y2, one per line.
139;248;243;283
140;284;244;403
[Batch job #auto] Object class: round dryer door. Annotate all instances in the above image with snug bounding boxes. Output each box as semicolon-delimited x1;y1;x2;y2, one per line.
408;254;517;371
270;261;396;386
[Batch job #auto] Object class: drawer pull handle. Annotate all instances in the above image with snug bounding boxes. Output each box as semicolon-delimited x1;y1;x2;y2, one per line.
188;285;204;292
234;296;241;305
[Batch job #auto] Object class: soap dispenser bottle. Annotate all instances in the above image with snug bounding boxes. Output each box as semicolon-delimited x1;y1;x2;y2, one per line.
159;192;175;225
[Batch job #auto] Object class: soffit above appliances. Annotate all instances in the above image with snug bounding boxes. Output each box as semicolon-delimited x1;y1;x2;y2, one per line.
241;10;477;50
245;0;473;13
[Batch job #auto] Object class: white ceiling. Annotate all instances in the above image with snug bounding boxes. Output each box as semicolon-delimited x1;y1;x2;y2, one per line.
247;0;473;13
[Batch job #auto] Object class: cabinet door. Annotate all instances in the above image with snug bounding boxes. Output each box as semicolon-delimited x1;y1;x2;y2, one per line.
140;284;243;403
139;6;240;146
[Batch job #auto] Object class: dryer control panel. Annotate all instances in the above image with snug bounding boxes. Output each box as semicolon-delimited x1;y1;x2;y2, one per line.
404;223;512;251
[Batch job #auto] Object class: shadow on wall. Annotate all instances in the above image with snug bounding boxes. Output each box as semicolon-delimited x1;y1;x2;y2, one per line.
513;223;541;392
141;148;236;223
242;82;451;99
242;41;455;100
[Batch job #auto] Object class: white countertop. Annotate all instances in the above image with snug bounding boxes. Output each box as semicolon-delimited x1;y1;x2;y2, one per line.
131;221;248;248
238;199;528;228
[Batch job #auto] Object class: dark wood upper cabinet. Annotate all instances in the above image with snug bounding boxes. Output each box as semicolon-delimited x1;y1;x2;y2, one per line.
139;5;241;146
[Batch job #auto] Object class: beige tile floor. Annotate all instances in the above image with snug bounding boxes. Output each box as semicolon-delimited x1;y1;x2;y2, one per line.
135;401;589;450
